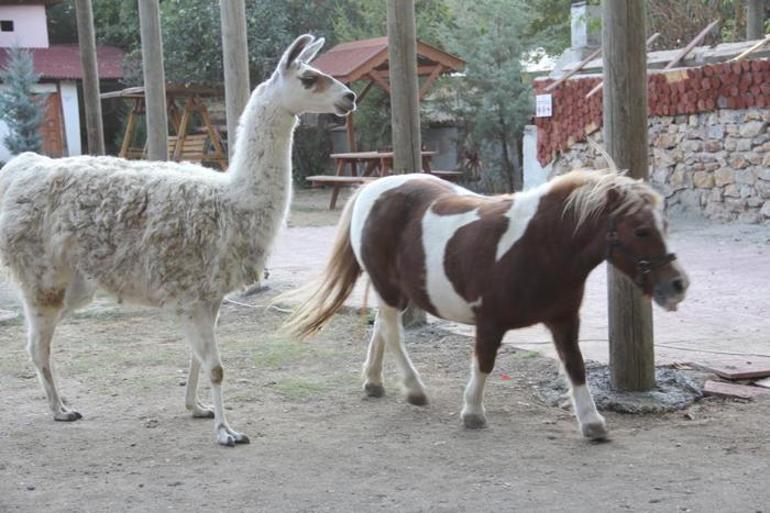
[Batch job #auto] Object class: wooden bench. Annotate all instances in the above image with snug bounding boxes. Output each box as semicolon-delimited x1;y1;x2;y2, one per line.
306;175;376;209
429;170;464;182
168;134;227;170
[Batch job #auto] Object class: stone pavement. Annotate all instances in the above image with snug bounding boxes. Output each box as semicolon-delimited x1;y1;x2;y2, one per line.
266;218;770;368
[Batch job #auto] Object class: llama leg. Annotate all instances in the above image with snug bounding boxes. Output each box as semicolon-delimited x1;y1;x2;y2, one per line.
362;313;386;398
24;302;80;421
546;315;607;440
379;305;427;405
461;323;503;429
180;303;249;446
184;356;215;418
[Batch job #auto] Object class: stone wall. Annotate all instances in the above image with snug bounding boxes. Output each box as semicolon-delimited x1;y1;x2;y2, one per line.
549;109;770;224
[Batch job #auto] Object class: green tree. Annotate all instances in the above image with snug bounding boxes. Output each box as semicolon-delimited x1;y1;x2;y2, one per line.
0;47;46;155
444;0;534;192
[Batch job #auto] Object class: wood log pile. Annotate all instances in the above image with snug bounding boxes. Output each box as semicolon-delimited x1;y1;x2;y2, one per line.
534;58;770;166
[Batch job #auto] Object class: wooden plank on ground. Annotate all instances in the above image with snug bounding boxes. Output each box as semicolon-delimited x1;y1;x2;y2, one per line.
704;380;770;400
754;377;770;389
693;358;770;380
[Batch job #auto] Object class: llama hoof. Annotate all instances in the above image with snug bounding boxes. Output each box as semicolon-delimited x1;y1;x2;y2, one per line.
462;412;488;429
364;383;385;398
53;410;82;422
216;425;250;447
581;421;608;440
191;402;215;418
406;391;428;406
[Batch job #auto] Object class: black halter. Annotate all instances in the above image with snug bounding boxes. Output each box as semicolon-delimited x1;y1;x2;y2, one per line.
605;216;677;287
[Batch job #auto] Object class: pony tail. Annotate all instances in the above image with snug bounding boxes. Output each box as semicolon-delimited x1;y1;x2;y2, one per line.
278;189;362;339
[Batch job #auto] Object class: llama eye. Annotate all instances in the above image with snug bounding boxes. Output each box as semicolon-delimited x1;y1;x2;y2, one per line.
634;227;651;238
300;76;318;88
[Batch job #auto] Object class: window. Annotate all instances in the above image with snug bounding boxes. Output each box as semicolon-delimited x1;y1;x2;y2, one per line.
0;20;13;32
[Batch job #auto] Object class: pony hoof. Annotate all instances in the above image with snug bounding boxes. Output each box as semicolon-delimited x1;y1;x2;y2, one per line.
406;392;428;406
581;422;608;440
364;383;385;398
54;410;82;422
462;413;487;429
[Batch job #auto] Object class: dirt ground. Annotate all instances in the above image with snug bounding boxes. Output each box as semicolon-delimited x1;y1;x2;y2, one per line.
2;190;770;513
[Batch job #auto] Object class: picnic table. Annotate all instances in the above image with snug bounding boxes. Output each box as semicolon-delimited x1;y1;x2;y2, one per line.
307;150;461;209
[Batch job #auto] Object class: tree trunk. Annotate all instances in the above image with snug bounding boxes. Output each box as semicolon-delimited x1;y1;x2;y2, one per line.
138;0;168;161
387;0;426;327
602;0;655;392
747;0;765;41
74;0;104;155
219;0;250;159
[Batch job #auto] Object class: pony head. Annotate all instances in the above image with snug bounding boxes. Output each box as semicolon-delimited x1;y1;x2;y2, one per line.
273;34;356;117
603;181;689;311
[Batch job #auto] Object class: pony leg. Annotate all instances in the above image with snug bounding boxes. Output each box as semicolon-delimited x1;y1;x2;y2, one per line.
379;304;427;405
362;316;386;398
23;301;81;421
461;323;503;429
546;315;607;440
184;356;215;418
180;302;248;447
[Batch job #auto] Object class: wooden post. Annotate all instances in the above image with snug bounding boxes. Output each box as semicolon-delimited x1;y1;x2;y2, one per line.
387;0;422;173
219;0;250;159
387;0;425;327
138;0;168;161
747;0;765;41
602;0;655;391
74;0;104;155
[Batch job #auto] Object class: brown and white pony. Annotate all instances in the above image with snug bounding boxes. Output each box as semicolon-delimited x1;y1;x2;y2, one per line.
284;169;689;439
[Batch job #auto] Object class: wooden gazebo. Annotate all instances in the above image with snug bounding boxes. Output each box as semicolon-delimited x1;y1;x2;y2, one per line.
101;85;228;170
313;37;465;151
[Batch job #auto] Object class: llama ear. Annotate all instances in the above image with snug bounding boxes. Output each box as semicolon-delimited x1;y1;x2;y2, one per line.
280;34;315;71
296;37;325;64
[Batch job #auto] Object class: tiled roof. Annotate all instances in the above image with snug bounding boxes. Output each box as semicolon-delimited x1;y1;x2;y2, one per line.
0;44;125;80
312;37;389;80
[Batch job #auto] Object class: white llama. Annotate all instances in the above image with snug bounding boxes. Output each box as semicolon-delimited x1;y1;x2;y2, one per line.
0;35;355;446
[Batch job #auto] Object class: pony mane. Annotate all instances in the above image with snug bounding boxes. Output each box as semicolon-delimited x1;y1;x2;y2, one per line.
559;169;663;231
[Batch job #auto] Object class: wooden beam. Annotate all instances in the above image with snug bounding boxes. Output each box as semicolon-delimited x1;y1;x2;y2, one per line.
367;69;391;93
419;63;444;99
137;0;168;161
219;0;250;160
602;0;655;392
747;0;765;41
545;46;602;92
585;32;660;99
729;33;770;61
356;80;375;103
663;19;719;70
346;111;356;153
74;0;105;155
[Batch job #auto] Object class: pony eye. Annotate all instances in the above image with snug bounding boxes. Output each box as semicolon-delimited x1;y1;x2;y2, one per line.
634;227;651;238
300;75;318;88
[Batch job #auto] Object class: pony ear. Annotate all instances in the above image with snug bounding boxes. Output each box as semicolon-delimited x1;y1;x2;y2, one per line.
280;34;315;71
606;186;622;210
296;37;325;64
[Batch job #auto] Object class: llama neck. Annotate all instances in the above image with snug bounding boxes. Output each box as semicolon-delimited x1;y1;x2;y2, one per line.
226;78;298;209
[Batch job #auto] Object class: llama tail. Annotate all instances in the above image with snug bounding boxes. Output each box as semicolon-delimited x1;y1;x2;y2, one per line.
279;189;363;339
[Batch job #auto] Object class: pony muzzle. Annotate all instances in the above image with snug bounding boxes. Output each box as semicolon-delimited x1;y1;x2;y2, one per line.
652;263;689;312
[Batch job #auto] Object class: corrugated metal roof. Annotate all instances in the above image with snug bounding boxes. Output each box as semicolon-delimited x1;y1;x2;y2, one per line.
0;44;124;80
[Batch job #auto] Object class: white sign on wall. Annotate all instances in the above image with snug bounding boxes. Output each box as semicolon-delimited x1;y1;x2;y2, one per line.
535;94;553;118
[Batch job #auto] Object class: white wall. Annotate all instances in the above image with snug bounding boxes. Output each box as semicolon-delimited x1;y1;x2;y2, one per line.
60;81;81;156
523;124;549;190
0;5;49;48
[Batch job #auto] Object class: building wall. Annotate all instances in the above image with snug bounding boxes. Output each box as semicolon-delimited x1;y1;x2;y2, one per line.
0;5;49;48
549;109;770;224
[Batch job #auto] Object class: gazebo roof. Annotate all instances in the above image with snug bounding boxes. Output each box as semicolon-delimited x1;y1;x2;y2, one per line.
313;36;465;84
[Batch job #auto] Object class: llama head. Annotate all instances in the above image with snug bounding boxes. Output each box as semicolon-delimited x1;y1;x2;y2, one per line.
274;34;356;117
